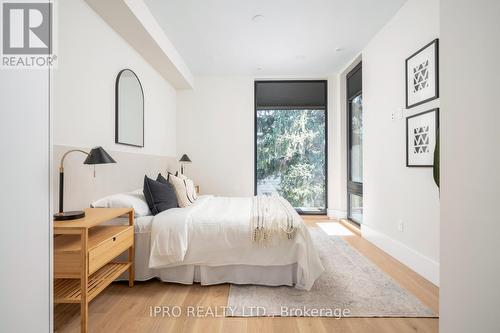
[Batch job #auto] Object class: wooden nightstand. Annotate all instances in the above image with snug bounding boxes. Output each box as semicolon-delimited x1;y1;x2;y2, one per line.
54;208;134;333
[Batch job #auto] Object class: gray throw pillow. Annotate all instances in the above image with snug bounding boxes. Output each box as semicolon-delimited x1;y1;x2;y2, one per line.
143;175;178;215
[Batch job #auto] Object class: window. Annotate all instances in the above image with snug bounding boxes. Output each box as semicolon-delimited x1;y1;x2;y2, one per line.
255;81;327;214
346;63;363;224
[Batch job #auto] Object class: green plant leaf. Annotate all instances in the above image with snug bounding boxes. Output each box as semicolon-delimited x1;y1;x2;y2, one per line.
433;128;440;188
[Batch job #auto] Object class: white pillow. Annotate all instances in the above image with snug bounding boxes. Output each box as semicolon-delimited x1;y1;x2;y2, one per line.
169;174;196;207
176;173;188;180
185;178;197;201
176;173;197;200
91;190;151;217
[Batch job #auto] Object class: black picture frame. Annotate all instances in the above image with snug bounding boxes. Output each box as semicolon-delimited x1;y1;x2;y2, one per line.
115;69;145;148
405;39;439;109
406;108;439;167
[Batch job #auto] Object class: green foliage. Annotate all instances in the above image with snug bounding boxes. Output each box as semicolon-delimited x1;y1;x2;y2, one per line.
433;128;440;188
256;109;326;208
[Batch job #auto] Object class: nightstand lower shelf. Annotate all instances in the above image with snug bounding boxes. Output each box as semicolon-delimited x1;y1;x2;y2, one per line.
54;262;130;304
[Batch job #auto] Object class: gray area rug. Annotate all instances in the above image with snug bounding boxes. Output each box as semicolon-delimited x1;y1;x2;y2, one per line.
227;228;436;317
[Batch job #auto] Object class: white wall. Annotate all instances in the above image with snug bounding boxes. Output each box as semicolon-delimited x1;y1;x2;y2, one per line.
55;0;176;157
177;76;254;196
53;0;178;209
327;73;343;218
440;0;500;332
0;68;51;331
361;0;440;285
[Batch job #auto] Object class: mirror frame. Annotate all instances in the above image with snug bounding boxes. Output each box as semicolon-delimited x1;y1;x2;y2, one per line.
115;68;145;147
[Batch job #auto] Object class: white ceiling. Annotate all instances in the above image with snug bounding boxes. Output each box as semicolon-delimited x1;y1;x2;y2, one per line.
144;0;407;76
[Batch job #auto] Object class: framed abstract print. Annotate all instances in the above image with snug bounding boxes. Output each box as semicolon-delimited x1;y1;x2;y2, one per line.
406;108;439;167
406;39;439;109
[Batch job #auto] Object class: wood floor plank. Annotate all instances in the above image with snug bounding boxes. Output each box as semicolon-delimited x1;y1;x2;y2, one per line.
272;317;300;333
296;317;328;333
222;317;247;333
320;318;353;333
54;220;438;333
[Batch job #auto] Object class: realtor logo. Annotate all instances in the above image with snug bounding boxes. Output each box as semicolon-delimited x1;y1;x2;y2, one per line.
1;0;57;68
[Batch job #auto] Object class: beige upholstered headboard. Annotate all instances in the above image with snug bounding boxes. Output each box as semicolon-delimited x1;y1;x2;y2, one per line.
53;145;177;212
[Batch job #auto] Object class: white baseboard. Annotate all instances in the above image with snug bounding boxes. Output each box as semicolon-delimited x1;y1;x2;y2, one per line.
361;224;439;286
327;209;347;220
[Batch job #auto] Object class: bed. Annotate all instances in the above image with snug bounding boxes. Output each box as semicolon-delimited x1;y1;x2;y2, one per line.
107;195;324;290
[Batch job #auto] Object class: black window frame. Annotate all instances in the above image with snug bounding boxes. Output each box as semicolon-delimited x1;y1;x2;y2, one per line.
254;80;328;215
346;63;363;225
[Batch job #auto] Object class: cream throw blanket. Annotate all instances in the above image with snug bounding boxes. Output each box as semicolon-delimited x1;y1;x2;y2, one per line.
251;195;298;245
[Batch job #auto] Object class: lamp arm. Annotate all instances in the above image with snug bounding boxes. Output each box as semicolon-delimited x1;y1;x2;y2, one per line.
58;149;88;214
59;149;88;171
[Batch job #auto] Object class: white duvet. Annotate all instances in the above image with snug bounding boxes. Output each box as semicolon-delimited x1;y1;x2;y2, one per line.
149;195;324;290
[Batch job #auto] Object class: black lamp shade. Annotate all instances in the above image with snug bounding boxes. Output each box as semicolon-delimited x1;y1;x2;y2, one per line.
179;154;192;163
84;146;116;165
55;146;116;221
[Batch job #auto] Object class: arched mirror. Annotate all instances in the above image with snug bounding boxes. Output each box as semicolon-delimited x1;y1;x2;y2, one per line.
115;69;144;147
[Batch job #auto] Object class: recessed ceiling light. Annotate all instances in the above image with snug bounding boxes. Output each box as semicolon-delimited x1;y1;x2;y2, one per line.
252;14;265;22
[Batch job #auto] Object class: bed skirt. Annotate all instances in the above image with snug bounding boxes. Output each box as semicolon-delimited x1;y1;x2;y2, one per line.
116;230;298;287
118;263;297;287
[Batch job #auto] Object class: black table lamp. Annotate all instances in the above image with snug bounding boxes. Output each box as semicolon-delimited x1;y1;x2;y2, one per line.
179;154;191;175
54;146;116;221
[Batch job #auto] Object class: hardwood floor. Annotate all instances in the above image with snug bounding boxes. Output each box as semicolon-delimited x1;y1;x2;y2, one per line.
54;218;439;333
